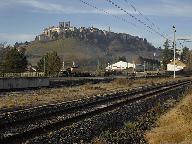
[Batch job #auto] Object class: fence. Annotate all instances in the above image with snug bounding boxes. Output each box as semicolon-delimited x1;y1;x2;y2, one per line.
0;77;50;90
0;72;44;78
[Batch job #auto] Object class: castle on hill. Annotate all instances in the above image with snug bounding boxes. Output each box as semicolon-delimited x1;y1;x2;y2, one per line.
36;21;74;41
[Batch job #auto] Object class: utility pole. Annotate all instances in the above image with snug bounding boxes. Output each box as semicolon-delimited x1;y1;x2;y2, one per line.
62;61;65;71
132;60;135;73
44;56;46;76
173;25;176;78
144;61;146;73
63;55;65;71
97;59;100;72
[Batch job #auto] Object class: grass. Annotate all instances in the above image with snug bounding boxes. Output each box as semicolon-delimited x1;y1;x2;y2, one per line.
25;38;102;66
0;77;176;110
145;87;192;144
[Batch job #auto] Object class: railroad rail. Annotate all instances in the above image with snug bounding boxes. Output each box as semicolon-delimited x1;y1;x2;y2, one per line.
0;79;191;144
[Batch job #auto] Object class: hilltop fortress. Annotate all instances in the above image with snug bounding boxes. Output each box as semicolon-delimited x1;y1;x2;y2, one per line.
36;21;72;41
34;21;157;59
35;21;134;42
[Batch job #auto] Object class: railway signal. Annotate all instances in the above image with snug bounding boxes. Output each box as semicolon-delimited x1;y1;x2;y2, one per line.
173;25;176;78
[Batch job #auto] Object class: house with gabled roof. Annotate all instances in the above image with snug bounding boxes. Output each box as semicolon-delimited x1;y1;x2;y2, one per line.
167;60;186;71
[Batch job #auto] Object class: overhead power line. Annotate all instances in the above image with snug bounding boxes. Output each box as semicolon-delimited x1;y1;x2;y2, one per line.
105;0;169;40
79;0;136;28
79;0;155;34
124;0;163;33
79;0;187;49
115;0;188;49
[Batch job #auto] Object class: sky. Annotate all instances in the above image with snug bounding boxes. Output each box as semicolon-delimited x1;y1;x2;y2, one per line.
0;0;192;49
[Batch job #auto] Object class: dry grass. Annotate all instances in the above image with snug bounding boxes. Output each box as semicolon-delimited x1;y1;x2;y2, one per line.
91;138;107;144
0;78;177;110
145;88;192;144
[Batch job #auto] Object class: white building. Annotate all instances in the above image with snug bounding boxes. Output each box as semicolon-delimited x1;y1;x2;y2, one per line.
105;61;136;71
37;34;49;41
167;60;186;71
43;26;63;36
41;21;72;38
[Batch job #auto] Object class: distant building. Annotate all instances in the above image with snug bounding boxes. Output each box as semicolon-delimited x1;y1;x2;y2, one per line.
37;34;49;41
59;22;65;28
134;56;160;71
37;21;73;41
105;61;135;71
167;60;186;71
65;21;70;28
43;26;62;36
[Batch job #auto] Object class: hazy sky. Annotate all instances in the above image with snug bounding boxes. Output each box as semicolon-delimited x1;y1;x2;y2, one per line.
0;0;192;48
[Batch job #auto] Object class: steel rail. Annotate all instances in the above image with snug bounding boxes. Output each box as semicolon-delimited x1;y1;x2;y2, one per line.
0;80;191;144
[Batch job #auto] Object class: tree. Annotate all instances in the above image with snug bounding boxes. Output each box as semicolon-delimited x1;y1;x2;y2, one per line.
187;51;192;71
162;39;173;69
180;47;192;71
14;42;20;48
2;48;28;73
118;56;127;62
181;47;189;63
37;51;62;76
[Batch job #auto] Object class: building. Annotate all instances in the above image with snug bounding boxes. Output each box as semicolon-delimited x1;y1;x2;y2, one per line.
37;21;73;41
37;34;50;41
167;60;186;71
43;26;62;36
134;56;160;71
59;22;65;28
65;21;70;28
105;61;136;71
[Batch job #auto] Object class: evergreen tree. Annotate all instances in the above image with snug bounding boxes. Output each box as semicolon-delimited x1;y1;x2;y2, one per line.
118;56;127;62
180;47;192;70
187;51;192;71
2;48;28;73
37;51;62;76
162;39;173;69
181;47;189;63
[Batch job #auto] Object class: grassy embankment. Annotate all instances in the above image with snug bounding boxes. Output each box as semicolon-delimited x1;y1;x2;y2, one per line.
0;78;174;110
145;88;192;144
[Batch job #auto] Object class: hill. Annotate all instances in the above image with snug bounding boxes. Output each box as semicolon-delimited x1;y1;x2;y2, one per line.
26;38;103;68
25;28;161;70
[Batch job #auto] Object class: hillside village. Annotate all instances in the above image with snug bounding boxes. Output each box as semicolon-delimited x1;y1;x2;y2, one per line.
36;21;134;42
35;21;157;53
1;20;188;74
2;21;188;73
6;20;187;72
31;21;161;70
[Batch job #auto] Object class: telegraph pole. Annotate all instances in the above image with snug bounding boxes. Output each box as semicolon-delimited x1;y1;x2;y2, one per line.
173;26;176;78
44;56;46;76
144;61;146;73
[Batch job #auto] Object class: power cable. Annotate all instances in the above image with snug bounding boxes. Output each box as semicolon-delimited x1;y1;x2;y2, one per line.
105;0;169;40
79;0;155;35
79;0;136;28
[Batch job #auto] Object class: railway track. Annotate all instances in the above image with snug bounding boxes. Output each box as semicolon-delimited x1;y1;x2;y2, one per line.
0;79;191;144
